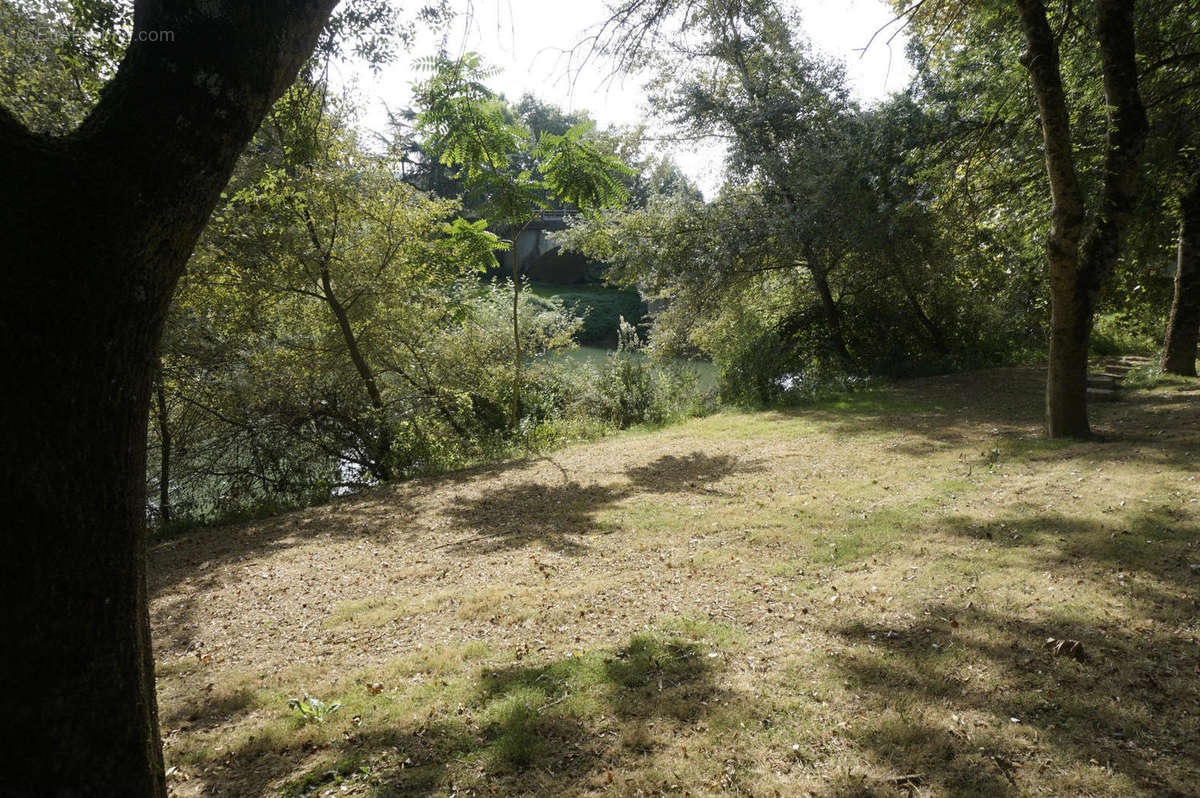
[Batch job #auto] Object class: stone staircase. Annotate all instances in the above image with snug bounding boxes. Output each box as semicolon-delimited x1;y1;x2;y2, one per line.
1087;355;1152;402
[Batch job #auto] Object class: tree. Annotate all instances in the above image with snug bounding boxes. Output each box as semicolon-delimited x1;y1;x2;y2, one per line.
0;3;346;794
1162;174;1200;374
570;0;969;386
644;0;886;367
1012;0;1148;437
413;53;631;428
209;87;502;481
1139;3;1200;376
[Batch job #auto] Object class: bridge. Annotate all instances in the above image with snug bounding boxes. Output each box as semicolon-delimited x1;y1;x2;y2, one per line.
500;210;596;284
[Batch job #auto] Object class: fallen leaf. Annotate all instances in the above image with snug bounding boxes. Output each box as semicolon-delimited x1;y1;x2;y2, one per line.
1042;637;1087;661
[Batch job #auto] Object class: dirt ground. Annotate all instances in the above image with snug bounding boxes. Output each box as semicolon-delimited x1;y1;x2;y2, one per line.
151;367;1200;797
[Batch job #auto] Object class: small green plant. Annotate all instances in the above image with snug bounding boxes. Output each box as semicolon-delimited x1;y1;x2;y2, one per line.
287;694;342;724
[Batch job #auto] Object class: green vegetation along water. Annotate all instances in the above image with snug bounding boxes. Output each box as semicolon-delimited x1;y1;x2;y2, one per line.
527;281;648;348
543;346;719;394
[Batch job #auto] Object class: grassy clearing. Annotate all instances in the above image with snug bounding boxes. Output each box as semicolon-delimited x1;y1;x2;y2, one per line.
151;366;1200;796
527;281;647;347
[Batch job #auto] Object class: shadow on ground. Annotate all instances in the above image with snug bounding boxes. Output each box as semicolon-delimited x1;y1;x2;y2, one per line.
438;451;761;554
768;367;1200;471
151;451;759;649
174;631;731;797
824;505;1200;797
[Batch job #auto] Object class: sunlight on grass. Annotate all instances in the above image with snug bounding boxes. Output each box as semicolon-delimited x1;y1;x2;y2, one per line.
152;372;1200;797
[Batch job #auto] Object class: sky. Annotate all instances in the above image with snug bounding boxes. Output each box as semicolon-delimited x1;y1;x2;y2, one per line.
335;0;913;197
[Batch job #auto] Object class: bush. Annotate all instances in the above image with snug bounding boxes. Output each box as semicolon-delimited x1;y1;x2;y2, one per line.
1090;312;1162;357
581;318;708;428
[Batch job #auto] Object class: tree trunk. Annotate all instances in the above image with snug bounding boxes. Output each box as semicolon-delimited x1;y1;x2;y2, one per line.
1045;274;1094;436
320;268;393;479
808;256;854;367
1015;0;1147;438
894;261;951;356
510;222;531;430
0;3;337;795
154;374;172;526
1162;175;1200;376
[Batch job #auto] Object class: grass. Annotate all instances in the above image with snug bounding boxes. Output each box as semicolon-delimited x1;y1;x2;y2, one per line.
151;365;1200;796
527;281;647;346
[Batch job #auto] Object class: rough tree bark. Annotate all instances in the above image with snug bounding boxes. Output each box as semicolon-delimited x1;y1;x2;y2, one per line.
0;3;338;795
1015;0;1148;438
1162;174;1200;375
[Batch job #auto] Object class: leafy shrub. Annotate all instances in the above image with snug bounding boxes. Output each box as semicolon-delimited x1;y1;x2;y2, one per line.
581;318;708;427
288;695;342;724
1090;312;1162;357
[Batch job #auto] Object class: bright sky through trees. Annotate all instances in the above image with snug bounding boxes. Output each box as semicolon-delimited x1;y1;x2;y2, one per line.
338;0;912;196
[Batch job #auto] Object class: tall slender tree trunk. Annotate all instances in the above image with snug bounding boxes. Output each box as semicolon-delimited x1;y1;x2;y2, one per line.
320;268;393;479
1015;0;1147;438
0;4;337;795
510;222;531;430
1162;174;1200;376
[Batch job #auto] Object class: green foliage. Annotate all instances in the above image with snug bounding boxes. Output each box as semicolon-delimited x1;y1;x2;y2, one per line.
413;53;523;185
555;2;1077;399
1090;312;1162;357
413;52;633;224
581;319;709;428
0;0;126;132
278;759;373;798
536;122;633;210
150;88;581;527
288;695;342;725
530;283;648;346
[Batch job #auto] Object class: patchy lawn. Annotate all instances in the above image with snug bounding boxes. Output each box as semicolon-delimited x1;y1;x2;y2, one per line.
151;367;1200;797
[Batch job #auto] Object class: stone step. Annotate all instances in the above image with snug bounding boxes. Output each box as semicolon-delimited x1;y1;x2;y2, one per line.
1108;358;1149;370
1088;375;1119;388
1088;387;1121;402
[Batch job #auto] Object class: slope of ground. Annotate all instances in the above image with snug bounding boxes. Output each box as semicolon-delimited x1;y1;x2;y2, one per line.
151;367;1200;797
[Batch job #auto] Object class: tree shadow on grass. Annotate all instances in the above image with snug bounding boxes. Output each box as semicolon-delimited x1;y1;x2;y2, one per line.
764;367;1048;452
823;506;1200;796
149;490;420;651
829;607;1199;797
438;451;762;555
175;630;730;797
939;505;1199;617
763;366;1200;470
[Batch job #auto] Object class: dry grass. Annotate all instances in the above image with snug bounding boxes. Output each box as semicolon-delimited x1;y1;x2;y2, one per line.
151;367;1200;797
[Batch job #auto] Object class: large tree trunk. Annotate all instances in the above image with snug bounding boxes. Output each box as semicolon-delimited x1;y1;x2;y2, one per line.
0;3;336;795
1015;0;1147;438
1162;175;1200;376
